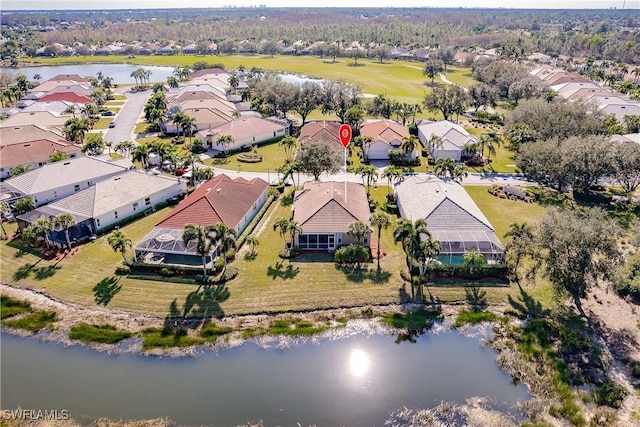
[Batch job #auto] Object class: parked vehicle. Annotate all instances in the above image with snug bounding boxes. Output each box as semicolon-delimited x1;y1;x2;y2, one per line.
108;121;116;128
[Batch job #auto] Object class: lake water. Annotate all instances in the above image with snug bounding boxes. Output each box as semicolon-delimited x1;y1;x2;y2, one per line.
1;325;529;426
2;64;175;84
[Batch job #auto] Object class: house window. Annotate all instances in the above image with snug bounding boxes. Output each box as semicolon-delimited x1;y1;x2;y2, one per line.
96;219;100;227
298;234;335;250
133;202;138;210
114;211;118;219
54;191;57;198
273;132;276;137
74;184;80;192
87;181;93;186
145;197;151;206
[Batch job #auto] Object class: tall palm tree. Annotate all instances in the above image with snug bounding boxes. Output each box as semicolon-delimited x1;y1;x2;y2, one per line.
273;217;290;249
287;220;303;250
0;201;9;237
114;140;134;158
167;76;179;88
356;165;378;195
216;134;235;155
428;134;444;159
25;215;53;249
347;220;370;245
182;224;216;278
180;115;197;143
228;74;240;93
107;230;132;265
278;136;297;162
54;213;77;250
63;104;77;117
451;164;468;183
213;222;237;272
245;235;260;255
434;157;456;179
369;212;391;270
400;135;419;159
393;218;430;300
381;167;404;194
415;238;441;300
131;144;151;169
172;111;186;135
479;131;501;161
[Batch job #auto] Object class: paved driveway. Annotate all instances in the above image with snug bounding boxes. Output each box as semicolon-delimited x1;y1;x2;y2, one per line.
103;88;151;144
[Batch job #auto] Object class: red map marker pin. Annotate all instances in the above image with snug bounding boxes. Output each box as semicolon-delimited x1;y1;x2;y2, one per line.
339;124;351;148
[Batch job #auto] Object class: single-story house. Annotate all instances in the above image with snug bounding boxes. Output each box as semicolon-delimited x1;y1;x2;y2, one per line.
598;102;640;123
37;92;93;105
298;121;343;150
0;125;64;147
163;107;232;135
198;116;287;151
292;181;370;252
395;175;503;263
0;111;69;131
0;139;82;179
610;133;640;144
359;119;410;160
17;171;186;245
134;174;268;266
417;120;476;161
1;156;132;206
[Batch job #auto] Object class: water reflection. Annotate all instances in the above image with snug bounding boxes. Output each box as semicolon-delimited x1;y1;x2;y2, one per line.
348;348;370;378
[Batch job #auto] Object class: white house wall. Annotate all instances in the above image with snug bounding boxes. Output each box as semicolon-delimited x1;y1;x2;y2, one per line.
367;141;394;160
31;170;127;207
432;149;461;161
93;182;186;231
234;188;268;235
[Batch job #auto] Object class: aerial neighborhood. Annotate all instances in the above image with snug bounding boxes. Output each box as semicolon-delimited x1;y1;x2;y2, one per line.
1;6;640;425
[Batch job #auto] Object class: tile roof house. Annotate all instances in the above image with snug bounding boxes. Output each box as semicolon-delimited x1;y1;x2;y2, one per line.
599;102;640;122
359;119;410;160
0;125;64;147
134;174;268;266
17;171;186;245
417;120;476;161
292;181;370;251
395;175;503;262
163;107;232;135
0;139;82;179
1;156;132;206
0;111;69;131
198;117;287;151
298;121;343;150
38;92;93;104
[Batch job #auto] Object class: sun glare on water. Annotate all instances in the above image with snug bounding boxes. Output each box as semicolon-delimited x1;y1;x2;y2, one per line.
348;348;371;378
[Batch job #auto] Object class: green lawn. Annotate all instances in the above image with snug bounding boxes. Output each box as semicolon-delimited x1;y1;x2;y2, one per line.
203;140;292;173
27;54;439;103
441;68;477;88
463;125;520;173
93;117;114;130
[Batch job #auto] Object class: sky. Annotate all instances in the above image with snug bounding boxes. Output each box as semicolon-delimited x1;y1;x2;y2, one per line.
0;0;635;10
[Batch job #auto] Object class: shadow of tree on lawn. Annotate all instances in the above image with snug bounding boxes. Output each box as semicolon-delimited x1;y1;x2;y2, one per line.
13;263;34;281
165;283;231;331
93;276;122;306
335;265;392;284
33;264;61;280
267;260;299;280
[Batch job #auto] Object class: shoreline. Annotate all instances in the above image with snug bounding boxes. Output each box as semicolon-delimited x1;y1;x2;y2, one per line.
1;282;482;356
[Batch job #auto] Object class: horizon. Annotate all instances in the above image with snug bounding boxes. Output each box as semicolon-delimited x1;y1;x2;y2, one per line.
1;1;637;11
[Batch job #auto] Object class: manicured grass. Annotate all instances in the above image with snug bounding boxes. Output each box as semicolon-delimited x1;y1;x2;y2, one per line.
134;122;152;134
203;140;292;173
464;185;546;241
3;311;58;333
454;310;498;327
463;125;520;173
93;117;114;130
0;295;31;319
442;68;477;88
110;94;127;101
26;54;435;103
68;323;133;344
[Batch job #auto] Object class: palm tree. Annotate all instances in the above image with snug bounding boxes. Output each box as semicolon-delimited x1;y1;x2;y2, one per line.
400;135;419;159
182;224;216;278
54;213;77;250
479;131;501;161
381;167;404;193
228;74;240;93
428;134;444;159
279;136;297;162
434;157;456;179
245;235;260;255
354;135;374;161
172;111;186;135
131;144;151;168
369;212;391;270
27;215;54;249
114;140;134;158
356;164;378;195
0;201;9;237
463;248;485;274
451;164;468;183
393;218;430;300
213;222;237;273
13;197;34;215
63;104;77;117
216;134;234;155
287;220;303;250
415;238;441;300
273;217;290;249
180;115;197;143
347;220;370;245
503;222;534;276
49;150;69;163
10;164;32;177
107;230;132;265
167;76;179;88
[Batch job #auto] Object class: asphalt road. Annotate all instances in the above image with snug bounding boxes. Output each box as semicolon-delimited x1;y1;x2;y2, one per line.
103;88;151;144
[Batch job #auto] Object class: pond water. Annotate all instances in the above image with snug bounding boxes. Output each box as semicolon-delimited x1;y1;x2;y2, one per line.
1;325;529;426
2;64;175;84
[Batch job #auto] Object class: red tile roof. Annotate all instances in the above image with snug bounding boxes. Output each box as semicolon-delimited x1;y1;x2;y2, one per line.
156;174;268;230
360;120;408;145
298;121;343;149
38;92;93;104
0;139;82;168
48;74;92;83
